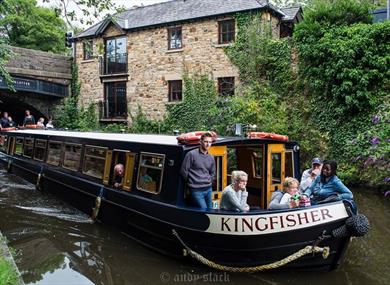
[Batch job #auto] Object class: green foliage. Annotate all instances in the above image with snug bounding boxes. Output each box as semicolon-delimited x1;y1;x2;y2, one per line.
0;37;14;91
165;74;219;133
128;105;160;134
295;0;390;185
0;256;18;285
0;0;68;53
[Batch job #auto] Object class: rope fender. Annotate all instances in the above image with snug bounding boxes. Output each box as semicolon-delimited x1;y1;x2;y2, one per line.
172;230;330;273
91;187;105;221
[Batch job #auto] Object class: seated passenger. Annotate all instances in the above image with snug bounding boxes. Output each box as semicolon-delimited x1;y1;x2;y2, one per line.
300;157;322;192
37;117;45;128
0;112;10;128
303;160;353;204
268;177;300;210
220;170;250;212
113;163;124;188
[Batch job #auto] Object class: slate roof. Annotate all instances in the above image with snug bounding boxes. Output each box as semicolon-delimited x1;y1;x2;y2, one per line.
280;6;302;22
75;0;287;39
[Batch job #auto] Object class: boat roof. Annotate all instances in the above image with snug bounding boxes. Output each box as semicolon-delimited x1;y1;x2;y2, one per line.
4;129;296;147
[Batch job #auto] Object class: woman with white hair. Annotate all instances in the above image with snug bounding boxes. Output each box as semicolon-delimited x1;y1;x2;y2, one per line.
220;170;250;212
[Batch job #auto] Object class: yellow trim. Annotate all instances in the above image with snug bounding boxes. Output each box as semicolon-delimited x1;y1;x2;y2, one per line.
123;153;135;191
209;146;227;201
266;144;285;208
103;150;113;185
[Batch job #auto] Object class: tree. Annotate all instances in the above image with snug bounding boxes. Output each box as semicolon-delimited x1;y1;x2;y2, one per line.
0;0;68;53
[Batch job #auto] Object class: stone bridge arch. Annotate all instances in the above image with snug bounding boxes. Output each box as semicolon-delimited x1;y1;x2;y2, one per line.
0;46;72;125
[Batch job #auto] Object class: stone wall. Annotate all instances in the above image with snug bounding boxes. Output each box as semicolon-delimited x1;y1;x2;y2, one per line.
6;46;72;85
76;12;281;122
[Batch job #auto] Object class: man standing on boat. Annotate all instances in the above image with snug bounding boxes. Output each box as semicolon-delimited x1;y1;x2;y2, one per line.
180;132;215;210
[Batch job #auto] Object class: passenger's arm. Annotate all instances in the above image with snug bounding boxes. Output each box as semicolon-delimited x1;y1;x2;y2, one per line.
226;191;247;212
180;153;191;181
335;179;354;200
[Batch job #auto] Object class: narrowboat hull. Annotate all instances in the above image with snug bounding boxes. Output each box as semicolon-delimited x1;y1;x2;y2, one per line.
1;153;351;271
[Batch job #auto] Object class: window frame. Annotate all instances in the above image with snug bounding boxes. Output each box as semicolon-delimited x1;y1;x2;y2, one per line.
218;19;235;44
23;138;34;158
47;141;63;166
62;143;82;171
82;145;108;179
104;81;128;119
33;139;47;162
167;26;182;50
168;80;182;102
136;152;165;194
83;40;93;60
15;137;24;155
218;77;235;96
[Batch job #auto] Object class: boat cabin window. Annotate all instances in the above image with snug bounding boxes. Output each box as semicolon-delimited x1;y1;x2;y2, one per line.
34;140;47;161
271;153;282;184
212;155;223;197
83;146;107;179
47;141;62;166
23;138;34;158
285;150;294;178
63;143;82;171
137;152;165;194
15;137;24;155
227;148;237;180
7;137;15;155
0;135;7;152
252;148;263;178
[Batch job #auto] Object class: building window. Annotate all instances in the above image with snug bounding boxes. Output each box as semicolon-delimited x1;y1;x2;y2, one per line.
105;37;127;74
168;80;182;102
218;19;235;44
104;82;127;119
218;77;235;96
168;27;182;50
83;40;93;60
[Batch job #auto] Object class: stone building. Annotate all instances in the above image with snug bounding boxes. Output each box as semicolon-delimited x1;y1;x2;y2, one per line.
74;0;301;124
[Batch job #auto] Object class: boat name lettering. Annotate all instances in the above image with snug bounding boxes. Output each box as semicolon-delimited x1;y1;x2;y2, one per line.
220;209;332;232
206;203;348;235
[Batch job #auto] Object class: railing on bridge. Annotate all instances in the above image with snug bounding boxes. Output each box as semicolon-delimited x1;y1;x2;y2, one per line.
99;53;128;75
0;76;68;97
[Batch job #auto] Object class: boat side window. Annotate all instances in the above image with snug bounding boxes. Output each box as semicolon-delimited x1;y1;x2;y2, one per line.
23;138;34;158
47;141;62;166
271;153;282;184
15;137;24;155
82;145;107;179
252;148;263;178
34;139;47;161
0;135;8;152
7;137;15;155
137;152;165;194
227;147;237;181
212;155;223;195
285;151;294;178
63;143;82;171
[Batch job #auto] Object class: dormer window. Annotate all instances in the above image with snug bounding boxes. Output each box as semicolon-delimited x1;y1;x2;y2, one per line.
218;19;235;44
168;27;182;50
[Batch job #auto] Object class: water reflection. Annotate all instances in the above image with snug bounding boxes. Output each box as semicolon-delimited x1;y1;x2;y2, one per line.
0;168;388;285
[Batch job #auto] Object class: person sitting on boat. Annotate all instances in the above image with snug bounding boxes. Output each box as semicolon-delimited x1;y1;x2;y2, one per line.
46;118;54;129
268;177;301;210
300;157;322;192
8;116;16;128
23;109;35;126
220;170;250;212
303;160;353;204
180;132;215;210
37;117;45;128
113;163;125;189
0;112;10;128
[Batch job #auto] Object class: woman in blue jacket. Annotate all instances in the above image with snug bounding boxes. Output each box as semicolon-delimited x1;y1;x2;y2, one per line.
304;160;353;204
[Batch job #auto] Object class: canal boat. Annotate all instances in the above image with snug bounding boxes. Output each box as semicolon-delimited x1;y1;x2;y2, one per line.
0;129;366;271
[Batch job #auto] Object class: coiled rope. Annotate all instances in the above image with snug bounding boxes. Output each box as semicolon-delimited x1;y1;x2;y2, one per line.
172;229;330;273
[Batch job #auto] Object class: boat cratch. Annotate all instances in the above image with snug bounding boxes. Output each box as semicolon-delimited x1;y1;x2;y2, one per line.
0;129;369;271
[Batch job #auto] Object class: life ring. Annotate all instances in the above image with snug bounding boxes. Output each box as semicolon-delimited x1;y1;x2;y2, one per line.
1;127;16;132
249;132;289;141
177;131;217;145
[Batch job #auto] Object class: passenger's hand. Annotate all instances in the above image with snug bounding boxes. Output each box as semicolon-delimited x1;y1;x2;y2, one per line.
289;199;300;208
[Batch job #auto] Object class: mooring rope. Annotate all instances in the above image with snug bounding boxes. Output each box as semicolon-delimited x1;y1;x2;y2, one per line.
172;229;330;273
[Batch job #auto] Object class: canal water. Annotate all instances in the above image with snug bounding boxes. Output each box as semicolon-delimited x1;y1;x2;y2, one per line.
0;168;388;285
